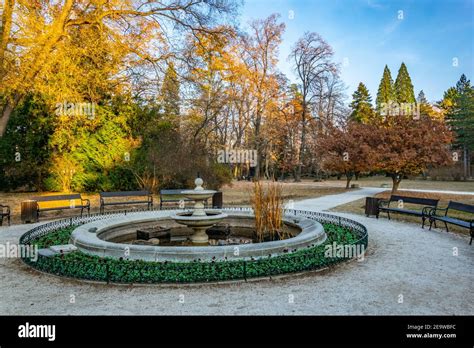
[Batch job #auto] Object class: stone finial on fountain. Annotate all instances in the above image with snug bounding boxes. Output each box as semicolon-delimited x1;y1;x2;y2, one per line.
194;177;204;191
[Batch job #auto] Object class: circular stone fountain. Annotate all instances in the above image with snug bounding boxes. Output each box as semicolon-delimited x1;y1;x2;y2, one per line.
170;178;227;244
70;210;326;262
68;177;327;263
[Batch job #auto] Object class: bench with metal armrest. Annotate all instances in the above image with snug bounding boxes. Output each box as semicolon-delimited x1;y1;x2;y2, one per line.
0;204;11;226
159;189;210;210
378;195;439;228
34;194;90;220
99;191;153;214
428;201;474;245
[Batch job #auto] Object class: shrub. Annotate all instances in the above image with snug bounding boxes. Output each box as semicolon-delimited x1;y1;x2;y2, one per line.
25;222;366;283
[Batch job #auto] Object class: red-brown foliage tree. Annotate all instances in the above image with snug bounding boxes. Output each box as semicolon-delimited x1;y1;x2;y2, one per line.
375;115;453;192
317;121;380;188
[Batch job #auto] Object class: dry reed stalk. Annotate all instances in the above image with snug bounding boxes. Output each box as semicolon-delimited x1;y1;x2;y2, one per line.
250;180;284;242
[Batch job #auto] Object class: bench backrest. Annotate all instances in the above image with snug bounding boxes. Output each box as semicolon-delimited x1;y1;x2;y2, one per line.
389;195;439;207
447;201;474;214
34;194;82;202
100;191;150;198
160;189;184;196
160;189;204;203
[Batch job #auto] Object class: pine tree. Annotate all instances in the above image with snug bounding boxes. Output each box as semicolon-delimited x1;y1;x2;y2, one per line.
376;65;395;113
440;87;458;110
446;75;474;148
159;62;180;122
417;90;432;117
417;90;428;104
350;82;374;123
444;74;474;178
455;73;471;94
394;62;415;104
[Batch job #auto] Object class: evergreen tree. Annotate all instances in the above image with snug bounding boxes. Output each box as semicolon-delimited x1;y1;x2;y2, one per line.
394;62;416;104
417;90;433;117
446;75;474;150
376;65;396;113
350;82;375;123
455;73;471;94
443;74;474;178
159;62;180;122
0;94;54;190
417;90;428;104
440;87;458;110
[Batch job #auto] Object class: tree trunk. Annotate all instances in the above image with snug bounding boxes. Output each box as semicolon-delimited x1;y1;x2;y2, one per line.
255;150;261;180
463;145;468;180
296;107;307;183
264;156;270;179
295;168;301;182
0;0;15;82
292;167;298;182
345;172;353;189
0;99;16;136
1;0;74;137
391;174;402;193
467;149;472;179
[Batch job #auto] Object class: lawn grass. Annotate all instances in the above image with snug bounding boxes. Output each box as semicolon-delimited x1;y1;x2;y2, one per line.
321;176;474;192
1;178;472;226
0;181;349;225
221;180;348;206
329;190;474;236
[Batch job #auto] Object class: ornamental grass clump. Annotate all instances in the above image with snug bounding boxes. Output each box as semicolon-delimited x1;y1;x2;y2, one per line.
251;180;285;242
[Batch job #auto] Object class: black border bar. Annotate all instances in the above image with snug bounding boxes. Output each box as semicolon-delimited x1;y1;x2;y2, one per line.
0;315;472;346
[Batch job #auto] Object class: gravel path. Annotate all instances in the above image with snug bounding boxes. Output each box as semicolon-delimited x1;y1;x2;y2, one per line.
0;191;472;315
287;187;386;211
389;188;474;195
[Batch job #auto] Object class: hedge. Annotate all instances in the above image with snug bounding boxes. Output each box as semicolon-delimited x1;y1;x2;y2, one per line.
23;223;367;283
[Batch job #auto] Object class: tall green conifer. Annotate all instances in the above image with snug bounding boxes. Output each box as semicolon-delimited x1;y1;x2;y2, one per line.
376;65;396;113
394;62;416;104
350;82;374;123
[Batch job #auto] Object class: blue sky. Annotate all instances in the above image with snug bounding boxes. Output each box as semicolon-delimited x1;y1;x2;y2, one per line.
240;0;474;103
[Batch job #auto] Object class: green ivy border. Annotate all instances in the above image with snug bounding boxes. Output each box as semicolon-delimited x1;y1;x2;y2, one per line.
22;223;367;283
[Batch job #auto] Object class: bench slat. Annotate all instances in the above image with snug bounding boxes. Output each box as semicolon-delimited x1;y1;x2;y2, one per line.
448;201;474;214
379;207;424;216
434;216;470;228
102;201;150;206
34;194;82;202
100;191;150;198
39;206;87;211
160;190;185;195
389;195;438;207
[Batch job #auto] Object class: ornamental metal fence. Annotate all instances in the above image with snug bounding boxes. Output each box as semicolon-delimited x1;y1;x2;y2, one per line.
20;206;367;247
18;206;368;283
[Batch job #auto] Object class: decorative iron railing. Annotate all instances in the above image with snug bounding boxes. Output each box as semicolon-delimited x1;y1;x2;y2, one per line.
18;206;368;283
19;206;367;248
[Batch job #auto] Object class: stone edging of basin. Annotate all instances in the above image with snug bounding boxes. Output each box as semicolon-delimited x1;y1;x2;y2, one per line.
70;210;326;262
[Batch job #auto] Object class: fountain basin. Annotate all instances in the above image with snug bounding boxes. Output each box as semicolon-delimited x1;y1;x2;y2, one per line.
170;210;228;243
180;190;217;201
70;210;326;262
170;210;228;227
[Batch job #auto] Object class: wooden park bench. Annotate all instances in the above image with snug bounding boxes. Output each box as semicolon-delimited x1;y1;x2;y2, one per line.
99;191;153;214
0;204;10;226
159;189;213;210
378;195;439;228
34;194;90;220
160;189;198;210
428;201;474;245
